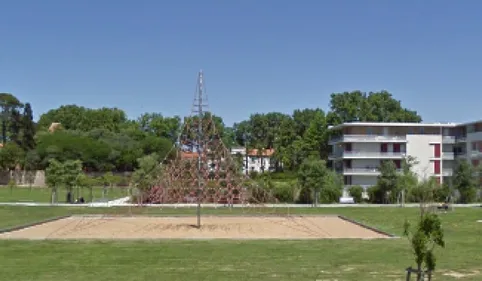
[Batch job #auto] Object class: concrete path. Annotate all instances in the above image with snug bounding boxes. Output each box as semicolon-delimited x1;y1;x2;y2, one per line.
0;200;480;208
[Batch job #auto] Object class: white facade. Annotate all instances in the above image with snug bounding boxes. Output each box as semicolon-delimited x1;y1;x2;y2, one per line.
328;122;461;196
230;147;274;173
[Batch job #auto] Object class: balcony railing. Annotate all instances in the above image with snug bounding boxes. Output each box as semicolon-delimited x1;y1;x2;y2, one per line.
442;169;453;176
343;168;403;174
330;151;406;159
343;151;405;158
442;152;454;160
329;134;407;143
470;151;482;158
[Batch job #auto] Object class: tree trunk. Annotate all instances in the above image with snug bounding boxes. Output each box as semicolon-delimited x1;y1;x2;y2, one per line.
417;263;422;281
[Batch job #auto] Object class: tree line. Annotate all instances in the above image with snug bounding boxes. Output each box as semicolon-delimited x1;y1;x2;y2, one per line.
0;90;422;173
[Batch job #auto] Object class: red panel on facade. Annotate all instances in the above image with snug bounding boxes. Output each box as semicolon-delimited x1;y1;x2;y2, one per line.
434;144;441;158
393;143;401;153
435;177;440;185
394;160;401;169
381;143;388;152
434;160;440;174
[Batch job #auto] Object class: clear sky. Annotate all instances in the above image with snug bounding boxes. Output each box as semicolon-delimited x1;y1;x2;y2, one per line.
1;0;482;126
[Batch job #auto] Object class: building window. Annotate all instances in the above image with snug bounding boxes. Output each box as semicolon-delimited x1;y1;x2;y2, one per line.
472;142;477;151
420;127;424;134
366;127;373;135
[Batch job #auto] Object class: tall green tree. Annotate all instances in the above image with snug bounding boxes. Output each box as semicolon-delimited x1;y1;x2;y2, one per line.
137;113;181;142
453;160;477;203
297;158;328;205
327;90;422;125
303;110;328;159
0;93;23;145
37;105;128;132
22;102;36;150
375;160;400;203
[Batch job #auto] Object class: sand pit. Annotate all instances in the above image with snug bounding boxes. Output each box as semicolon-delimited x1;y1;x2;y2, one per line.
0;215;391;240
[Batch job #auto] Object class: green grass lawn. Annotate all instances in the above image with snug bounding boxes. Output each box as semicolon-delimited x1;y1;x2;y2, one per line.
0;206;481;281
0;186;128;203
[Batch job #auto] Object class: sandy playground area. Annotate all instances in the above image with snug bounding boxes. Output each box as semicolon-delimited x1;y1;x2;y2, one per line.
0;215;391;240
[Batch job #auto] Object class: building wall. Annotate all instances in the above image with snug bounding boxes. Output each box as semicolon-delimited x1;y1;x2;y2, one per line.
350;175;377;186
352;142;380;152
350;159;380;169
406;134;442;180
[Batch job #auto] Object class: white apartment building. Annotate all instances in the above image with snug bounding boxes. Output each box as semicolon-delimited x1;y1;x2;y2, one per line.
327;121;482;196
230;147;275;173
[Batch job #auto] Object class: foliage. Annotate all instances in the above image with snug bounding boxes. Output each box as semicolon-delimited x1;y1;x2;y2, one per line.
0;93;23;145
45;159;83;203
403;212;445;281
453;160;477;203
375;160;400;203
37;105;128;132
131;153;163;192
319;170;343;203
271;181;298;203
349;185;364;203
297;158;327;204
0;143;25;170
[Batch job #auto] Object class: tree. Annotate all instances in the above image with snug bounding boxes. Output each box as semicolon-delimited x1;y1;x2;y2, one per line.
373;161;400;203
137;113;181;142
0;143;25;170
297;158;328;205
9;109;22;146
319;170;343;203
45;159;65;203
327;90;422;125
349;185;364;203
37;105;128;132
35;130;113;171
75;173;97;203
22;103;36;151
0;93;23;145
45;159;82;203
303;110;328;159
398;156;419;204
453;160;477;203
131;153;163;201
62;160;83;203
24;150;40;190
403;212;445;281
100;171;122;198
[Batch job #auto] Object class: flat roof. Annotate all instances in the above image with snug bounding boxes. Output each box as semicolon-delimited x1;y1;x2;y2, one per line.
328;122;458;130
459;119;482;127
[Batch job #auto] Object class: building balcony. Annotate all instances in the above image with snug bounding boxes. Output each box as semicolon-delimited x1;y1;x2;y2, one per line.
329;134;407;144
470;151;482;158
442;169;453;176
343;167;402;175
330;151;406;159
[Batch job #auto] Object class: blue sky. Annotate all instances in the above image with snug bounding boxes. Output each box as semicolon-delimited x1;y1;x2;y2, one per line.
1;0;482;126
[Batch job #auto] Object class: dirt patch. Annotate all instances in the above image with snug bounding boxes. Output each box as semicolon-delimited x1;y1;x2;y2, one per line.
443;270;480;279
0;215;391;240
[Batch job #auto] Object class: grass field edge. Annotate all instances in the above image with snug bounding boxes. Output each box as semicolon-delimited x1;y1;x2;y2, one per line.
0;215;72;235
337;215;398;238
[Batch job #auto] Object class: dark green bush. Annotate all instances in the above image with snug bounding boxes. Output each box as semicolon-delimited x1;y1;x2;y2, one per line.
349;185;364;203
